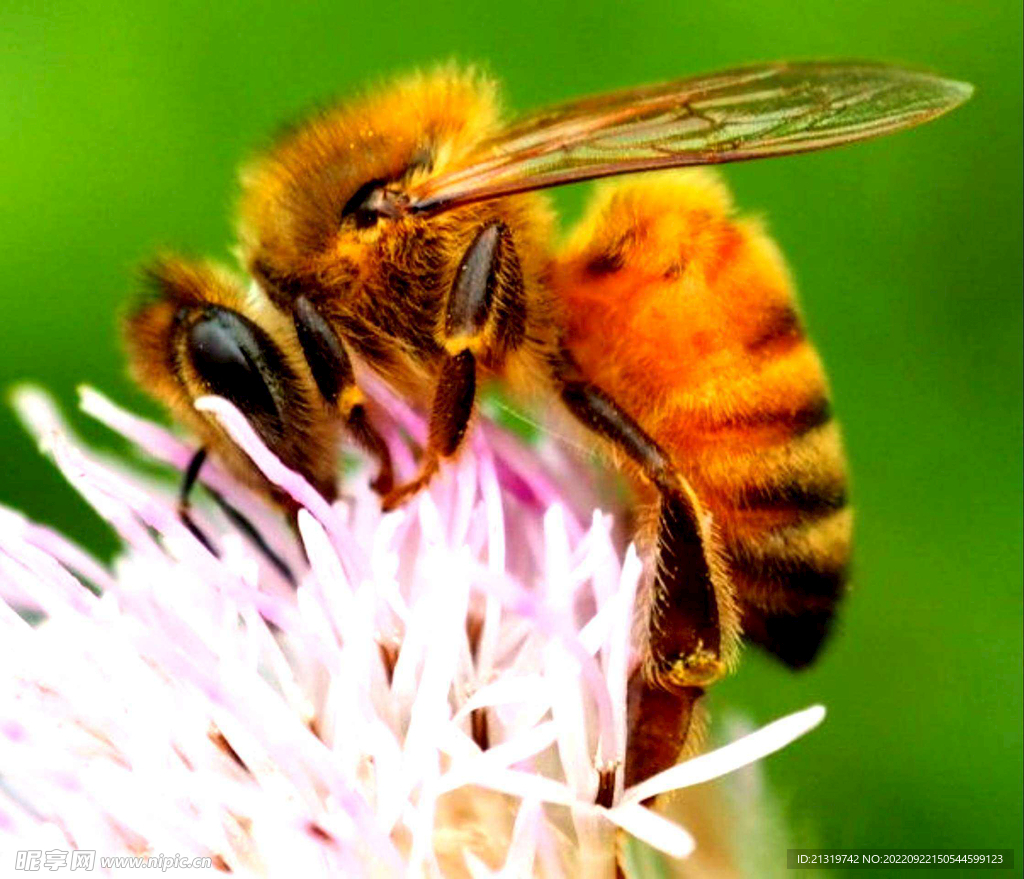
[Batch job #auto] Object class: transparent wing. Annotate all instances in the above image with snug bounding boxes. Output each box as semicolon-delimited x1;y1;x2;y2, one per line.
406;61;971;213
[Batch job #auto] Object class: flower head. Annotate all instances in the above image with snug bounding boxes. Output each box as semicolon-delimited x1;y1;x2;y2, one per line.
0;381;824;877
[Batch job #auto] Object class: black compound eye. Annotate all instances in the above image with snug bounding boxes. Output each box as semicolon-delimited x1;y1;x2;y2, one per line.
341;178;389;229
186;307;287;432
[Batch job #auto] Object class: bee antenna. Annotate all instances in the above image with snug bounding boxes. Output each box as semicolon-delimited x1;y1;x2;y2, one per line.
178;448;297;588
205;488;298;588
178;448;219;555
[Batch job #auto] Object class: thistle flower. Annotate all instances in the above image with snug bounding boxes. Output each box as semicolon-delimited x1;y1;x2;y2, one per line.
0;380;824;877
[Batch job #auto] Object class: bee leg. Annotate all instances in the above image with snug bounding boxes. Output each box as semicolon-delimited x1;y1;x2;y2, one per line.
624;673;704;791
623;481;721;790
556;357;727;787
204;489;297;587
345;405;394;496
381;349;476;511
382;223;515;512
293;296;394;495
179;447;218;555
178;447;298;586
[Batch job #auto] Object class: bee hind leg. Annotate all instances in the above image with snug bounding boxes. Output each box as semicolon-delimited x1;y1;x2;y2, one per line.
382;222;522;511
623;486;727;791
555;357;730;789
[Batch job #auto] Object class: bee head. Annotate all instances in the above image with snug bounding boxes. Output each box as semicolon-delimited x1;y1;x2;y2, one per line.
236;67;501;311
123;258;342;505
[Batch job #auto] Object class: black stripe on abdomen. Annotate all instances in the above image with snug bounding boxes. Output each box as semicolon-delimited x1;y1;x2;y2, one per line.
741;605;836;670
705;395;833;438
728;536;849;602
727;494;850;669
745;304;803;354
734;477;848;517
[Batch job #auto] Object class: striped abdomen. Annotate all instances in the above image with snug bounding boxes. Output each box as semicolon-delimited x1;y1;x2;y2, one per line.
552;170;851;668
675;316;851;668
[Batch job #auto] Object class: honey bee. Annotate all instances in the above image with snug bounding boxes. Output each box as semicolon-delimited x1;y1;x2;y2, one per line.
124;61;970;789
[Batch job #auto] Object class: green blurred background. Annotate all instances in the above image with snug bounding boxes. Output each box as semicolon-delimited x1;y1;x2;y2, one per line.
2;1;1020;874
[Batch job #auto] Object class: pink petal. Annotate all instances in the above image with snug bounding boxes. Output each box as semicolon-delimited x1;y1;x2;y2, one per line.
605;802;695;859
